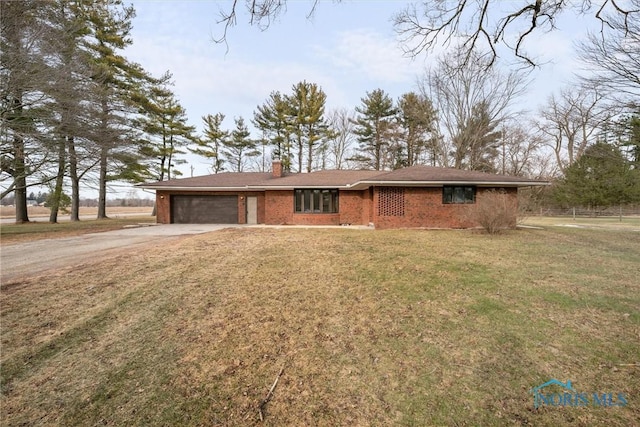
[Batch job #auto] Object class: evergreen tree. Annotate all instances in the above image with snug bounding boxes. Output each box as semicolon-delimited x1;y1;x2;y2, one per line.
253;91;294;171
137;74;196;181
288;81;327;173
553;141;639;209
396;92;437;167
353;89;397;170
616;113;640;166
453;102;501;172
0;0;55;223
82;0;148;219
222;117;259;172
191;113;228;173
45;1;96;223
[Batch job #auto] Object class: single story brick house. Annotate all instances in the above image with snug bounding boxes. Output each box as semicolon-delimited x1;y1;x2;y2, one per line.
138;161;547;229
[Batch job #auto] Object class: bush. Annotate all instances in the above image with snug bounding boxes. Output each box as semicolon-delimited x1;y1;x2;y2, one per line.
470;189;517;234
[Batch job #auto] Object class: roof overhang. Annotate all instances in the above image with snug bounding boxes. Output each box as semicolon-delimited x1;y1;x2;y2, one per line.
251;185;354;190
138;180;550;192
136;185;253;191
346;180;550;190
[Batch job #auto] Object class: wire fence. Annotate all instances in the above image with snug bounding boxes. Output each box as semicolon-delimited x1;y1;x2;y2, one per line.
527;206;640;217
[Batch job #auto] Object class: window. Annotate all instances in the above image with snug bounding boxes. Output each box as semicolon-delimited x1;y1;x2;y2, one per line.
443;186;476;204
294;189;338;213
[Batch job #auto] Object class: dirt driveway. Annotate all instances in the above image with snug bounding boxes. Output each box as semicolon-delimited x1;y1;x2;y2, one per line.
0;224;233;284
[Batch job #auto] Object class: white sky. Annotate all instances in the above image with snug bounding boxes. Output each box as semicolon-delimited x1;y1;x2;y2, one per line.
124;0;596;182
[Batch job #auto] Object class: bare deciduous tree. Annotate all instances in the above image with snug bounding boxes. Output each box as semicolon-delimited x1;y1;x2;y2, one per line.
536;84;612;173
576;0;640;103
394;0;640;67
499;123;546;177
214;0;321;46
419;48;527;171
325;108;356;170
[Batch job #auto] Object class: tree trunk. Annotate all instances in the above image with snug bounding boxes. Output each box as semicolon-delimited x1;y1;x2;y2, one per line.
13;134;30;224
97;145;108;219
297;134;303;173
68;136;80;221
307;137;313;173
49;139;66;223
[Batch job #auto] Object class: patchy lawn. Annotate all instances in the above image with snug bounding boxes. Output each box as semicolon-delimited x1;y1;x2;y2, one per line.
1;227;638;426
0;216;156;244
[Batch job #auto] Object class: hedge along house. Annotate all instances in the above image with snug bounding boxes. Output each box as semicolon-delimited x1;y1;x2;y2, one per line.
138;161;547;229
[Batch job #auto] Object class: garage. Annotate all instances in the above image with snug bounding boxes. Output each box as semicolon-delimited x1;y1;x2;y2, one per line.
170;195;238;224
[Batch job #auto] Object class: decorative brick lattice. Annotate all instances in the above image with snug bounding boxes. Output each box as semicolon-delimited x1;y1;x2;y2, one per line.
378;187;405;216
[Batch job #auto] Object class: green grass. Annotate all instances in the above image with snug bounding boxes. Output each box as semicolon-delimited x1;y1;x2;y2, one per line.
1;226;638;426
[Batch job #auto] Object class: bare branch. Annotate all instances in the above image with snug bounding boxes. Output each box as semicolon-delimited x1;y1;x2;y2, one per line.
214;0;324;46
578;0;640;103
395;1;639;68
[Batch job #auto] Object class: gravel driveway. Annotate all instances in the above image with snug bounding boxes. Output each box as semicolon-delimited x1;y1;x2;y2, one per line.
0;224;233;283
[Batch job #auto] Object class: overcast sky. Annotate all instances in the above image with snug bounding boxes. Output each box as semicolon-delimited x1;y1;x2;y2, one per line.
125;0;595;180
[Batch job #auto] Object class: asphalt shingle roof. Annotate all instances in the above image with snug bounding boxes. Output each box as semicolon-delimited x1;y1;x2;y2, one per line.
364;165;538;183
253;169;383;187
139;165;546;189
140;172;273;188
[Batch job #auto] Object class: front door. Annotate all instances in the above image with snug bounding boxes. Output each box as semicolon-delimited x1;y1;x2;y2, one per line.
246;196;258;224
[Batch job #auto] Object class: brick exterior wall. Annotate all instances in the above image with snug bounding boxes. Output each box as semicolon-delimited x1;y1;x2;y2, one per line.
338;190;369;225
264;190;293;224
263;189;369;225
157;186;519;229
372;186;518;229
155;190;171;224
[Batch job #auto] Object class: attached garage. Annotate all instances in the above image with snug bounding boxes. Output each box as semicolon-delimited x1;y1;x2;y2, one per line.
170;195;238;224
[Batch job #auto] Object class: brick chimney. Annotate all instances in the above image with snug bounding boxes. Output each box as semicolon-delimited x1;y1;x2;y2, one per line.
272;160;283;178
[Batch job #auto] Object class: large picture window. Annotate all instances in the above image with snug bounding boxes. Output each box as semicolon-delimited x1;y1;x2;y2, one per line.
294;189;339;213
443;186;476;204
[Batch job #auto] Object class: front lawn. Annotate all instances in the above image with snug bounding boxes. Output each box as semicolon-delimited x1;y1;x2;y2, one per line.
1;227;638;426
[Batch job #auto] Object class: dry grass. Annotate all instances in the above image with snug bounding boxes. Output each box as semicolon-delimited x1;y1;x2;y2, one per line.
1;227;639;426
0;216;156;244
522;216;640;231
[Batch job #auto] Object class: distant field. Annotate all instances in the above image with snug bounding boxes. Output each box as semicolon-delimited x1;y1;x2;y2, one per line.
0;206;153;219
1;227;638;426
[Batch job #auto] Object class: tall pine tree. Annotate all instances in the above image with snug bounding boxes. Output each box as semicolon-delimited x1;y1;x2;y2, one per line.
222;117;259;172
253;91;294;171
191;113;228;173
353;89;397;170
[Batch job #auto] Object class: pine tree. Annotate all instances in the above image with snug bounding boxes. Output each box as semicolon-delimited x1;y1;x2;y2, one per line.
222;117;259;172
1;0;55;223
288;81;327;172
353;89;397;170
396;92;437;167
453;102;501;172
137;74;196;181
45;1;97;223
553;141;639;210
82;0;148;219
615;113;640;166
191;113;228;173
253;91;294;172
